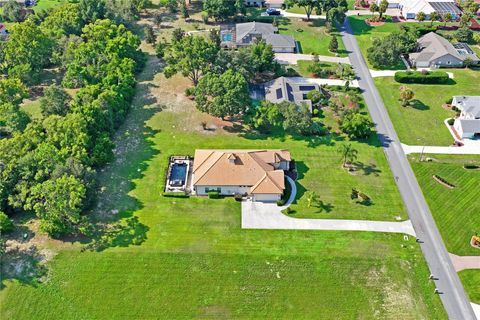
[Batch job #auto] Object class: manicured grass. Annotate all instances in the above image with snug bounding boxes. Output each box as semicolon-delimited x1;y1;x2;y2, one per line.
290;59;338;77
375;69;480;146
279;18;347;56
0;67;446;319
458;270;480;304
409;154;480;256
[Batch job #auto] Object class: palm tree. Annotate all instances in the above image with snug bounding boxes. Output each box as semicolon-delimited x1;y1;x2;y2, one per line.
305;191;320;208
416;11;426;23
429;11;439;27
399;86;415;107
338;144;358;167
442;12;452;27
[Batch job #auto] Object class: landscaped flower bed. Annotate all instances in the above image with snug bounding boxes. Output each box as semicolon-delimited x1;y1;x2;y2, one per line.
432;175;455;188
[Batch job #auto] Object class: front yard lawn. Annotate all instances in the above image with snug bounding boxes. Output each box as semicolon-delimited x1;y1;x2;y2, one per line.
279;18;347;56
458;270;480;304
375;69;480;146
0;71;446;319
409;154;480;256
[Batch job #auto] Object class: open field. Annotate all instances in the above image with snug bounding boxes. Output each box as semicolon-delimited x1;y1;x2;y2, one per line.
375;69;480;146
458;270;480;304
0;57;446;319
409;154;480;256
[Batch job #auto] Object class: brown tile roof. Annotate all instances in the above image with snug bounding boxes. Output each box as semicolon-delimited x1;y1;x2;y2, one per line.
193;149;290;194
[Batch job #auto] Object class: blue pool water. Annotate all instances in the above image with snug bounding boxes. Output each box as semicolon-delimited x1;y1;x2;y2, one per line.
169;163;187;186
222;34;233;42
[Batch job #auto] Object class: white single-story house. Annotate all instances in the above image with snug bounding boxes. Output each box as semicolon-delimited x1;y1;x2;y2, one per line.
452;96;480;139
192;149;291;202
377;0;461;19
245;0;284;8
220;22;296;53
408;32;480;68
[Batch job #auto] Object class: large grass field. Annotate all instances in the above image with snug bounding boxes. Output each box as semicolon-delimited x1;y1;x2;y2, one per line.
0;57;447;318
409;154;480;256
459;270;480;304
375;69;480;146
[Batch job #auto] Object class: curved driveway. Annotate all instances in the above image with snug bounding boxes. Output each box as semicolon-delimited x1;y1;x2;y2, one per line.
241;176;417;236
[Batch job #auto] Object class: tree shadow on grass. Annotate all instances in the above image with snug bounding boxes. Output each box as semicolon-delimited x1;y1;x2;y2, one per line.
410;99;430;110
81;55;164;252
292;161;309;203
354;161;382;176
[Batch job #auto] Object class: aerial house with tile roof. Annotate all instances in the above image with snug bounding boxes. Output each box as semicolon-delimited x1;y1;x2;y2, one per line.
192;149;291;202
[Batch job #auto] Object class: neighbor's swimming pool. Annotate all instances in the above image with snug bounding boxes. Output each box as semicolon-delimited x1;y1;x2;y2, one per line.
222;34;233;42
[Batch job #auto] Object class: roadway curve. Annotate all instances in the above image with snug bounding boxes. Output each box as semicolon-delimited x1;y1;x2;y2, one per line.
340;20;476;319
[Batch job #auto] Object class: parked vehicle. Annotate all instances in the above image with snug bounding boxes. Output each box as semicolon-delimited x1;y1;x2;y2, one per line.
266;8;281;16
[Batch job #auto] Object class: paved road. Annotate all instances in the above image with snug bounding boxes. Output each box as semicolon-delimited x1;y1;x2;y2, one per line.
275;53;350;65
340;20;476;319
242;178;416;235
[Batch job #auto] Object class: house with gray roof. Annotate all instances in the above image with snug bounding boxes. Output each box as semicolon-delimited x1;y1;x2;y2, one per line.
408;32;479;68
452;96;480;139
220;22;296;53
263;77;320;110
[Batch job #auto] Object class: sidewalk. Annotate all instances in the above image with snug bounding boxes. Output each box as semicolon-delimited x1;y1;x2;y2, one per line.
402;143;480;155
449;253;480;272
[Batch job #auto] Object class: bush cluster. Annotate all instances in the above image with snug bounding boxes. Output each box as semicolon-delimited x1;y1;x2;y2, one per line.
208;191;220;199
394;71;449;84
162;192;189;198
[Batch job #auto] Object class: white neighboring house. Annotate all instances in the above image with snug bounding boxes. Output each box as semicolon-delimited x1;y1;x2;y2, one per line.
245;0;284;8
192;149;291;202
452;96;480;139
376;0;461;19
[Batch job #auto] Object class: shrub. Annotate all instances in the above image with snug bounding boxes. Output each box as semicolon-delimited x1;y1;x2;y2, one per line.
0;212;14;233
464;164;480;169
234;193;243;201
445;97;453;104
281;207;294;215
208;191;220;199
276;198;286;206
394;71;449;84
447;118;455;125
162;192;189;198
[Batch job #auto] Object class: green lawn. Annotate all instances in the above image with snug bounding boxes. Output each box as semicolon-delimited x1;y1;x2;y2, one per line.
290;59;338;77
279;18;347;56
0;64;446;319
375;69;480;146
409;154;480;256
459;270;480;304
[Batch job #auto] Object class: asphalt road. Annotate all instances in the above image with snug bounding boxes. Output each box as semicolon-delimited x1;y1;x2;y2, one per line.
340;20;476;320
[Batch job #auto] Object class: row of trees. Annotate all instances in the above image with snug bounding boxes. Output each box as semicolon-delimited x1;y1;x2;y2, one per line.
0;4;144;237
285;0;348;23
0;0;147;24
367;28;417;69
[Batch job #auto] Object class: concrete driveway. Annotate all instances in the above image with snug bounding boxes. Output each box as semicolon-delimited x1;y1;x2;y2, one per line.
275;53;351;65
241;176;416;236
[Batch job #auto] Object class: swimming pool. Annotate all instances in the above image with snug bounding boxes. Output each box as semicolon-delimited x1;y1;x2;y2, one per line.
222;34;233;42
169;163;188;187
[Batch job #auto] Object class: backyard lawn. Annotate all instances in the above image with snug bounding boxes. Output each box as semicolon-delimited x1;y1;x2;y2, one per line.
0;64;447;319
409;154;480;256
375;69;480;146
279;18;347;56
458;270;480;304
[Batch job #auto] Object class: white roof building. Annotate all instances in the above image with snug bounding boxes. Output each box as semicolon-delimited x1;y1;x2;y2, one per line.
377;0;461;19
452;96;480;139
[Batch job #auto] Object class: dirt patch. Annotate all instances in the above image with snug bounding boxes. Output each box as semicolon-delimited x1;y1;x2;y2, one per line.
365;20;385;27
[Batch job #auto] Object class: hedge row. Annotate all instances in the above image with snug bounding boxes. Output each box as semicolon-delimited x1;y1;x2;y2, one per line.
162;192;189;198
394;71;449;84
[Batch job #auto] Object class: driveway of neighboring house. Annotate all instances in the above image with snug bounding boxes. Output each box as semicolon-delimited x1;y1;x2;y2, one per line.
241;176;417;236
449;254;480;272
275;53;351;65
288;76;360;87
402;143;480;155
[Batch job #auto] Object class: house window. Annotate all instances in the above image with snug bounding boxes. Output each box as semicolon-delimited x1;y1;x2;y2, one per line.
447;61;451;65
